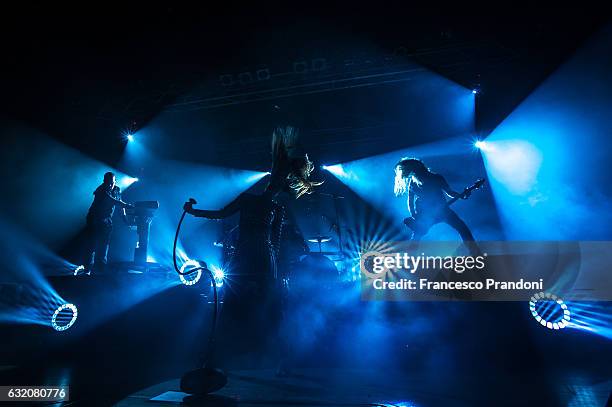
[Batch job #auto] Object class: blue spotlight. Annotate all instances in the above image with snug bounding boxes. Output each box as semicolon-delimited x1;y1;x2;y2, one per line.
472;88;479;95
564;301;612;339
321;164;356;180
479;139;542;195
376;401;418;407
51;303;78;331
118;175;139;189
474;140;487;151
126;134;134;143
479;27;612;240
179;259;202;286
244;171;270;184
210;264;225;287
529;292;571;330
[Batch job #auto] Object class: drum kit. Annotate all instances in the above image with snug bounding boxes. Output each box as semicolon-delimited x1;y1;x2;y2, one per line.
214;193;352;285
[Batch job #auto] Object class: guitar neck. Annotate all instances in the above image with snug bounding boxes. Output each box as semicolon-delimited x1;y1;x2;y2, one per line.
446;195;462;206
447;186;474;206
446;179;484;207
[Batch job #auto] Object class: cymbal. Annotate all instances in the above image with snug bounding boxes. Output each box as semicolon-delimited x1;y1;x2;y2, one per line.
307;235;332;243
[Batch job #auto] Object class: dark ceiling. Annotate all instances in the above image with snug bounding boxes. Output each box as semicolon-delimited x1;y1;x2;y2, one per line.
0;7;609;167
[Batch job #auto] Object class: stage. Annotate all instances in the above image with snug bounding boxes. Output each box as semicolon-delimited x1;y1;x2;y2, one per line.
1;270;610;405
117;368;612;406
1;9;612;406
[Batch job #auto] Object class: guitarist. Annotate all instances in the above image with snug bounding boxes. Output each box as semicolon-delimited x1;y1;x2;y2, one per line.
394;158;480;255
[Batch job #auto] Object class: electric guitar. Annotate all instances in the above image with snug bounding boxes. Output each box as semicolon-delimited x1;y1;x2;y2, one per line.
444;178;486;206
404;178;486;235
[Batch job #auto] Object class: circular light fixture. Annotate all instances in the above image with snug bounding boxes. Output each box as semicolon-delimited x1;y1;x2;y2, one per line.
179;259;202;286
73;265;85;276
51;303;78;331
529;292;571;330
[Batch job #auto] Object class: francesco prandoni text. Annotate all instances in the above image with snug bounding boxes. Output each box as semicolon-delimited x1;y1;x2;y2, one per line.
372;278;544;291
366;252;543;291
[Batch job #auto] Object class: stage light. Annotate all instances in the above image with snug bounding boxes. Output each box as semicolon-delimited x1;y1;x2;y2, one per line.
479;139;542;195
529;292;570;330
321;164;355;180
472;88;479;95
376;402;418;407
210;264;225;288
51;303;78;331
118;175;139;189
179;259;202;286
474;139;494;152
244;171;270;184
479;28;612;240
562;301;612;340
73;265;86;276
126;134;134;142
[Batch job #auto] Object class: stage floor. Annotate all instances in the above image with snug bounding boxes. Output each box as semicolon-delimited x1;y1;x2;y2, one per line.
116;368;612;407
2;276;610;406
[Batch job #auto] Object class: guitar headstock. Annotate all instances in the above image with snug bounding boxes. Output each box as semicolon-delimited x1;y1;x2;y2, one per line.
461;178;486;198
473;178;486;190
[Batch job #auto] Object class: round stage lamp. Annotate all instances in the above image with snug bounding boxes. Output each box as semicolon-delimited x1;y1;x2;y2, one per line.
73;265;86;276
529;292;571;330
51;303;78;332
179;259;202;286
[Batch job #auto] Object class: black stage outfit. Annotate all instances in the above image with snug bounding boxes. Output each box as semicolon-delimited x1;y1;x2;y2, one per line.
190;192;286;367
82;184;126;273
405;173;475;243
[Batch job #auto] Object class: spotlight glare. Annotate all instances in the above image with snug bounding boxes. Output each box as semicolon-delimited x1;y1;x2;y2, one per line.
322;163;355;180
126;134;134;142
244;171;270;184
118;175;139;189
480;139;542;195
472;88;479;95
210;264;225;287
474;140;487;150
179;259;202;286
51;303;78;331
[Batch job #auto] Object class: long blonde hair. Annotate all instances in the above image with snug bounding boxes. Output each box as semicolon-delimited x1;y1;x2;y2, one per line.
269;126;323;198
394;158;428;196
287;153;323;198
